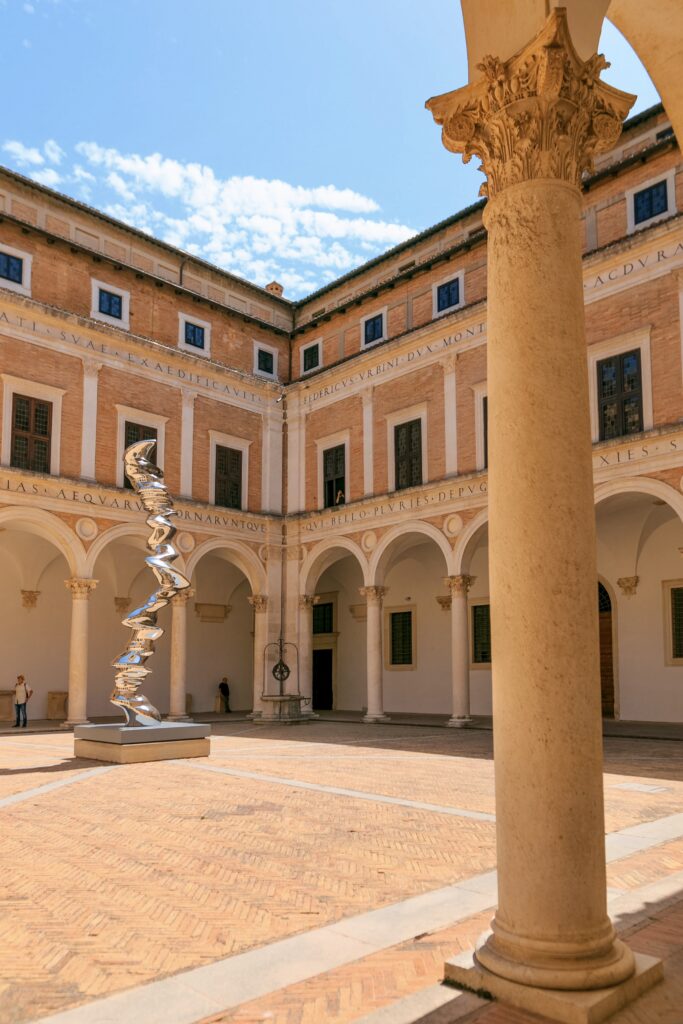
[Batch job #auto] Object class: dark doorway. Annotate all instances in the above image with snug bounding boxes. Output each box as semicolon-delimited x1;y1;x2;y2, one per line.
312;649;333;710
598;583;615;719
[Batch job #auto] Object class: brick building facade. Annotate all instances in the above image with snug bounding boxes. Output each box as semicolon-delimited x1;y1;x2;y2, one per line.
0;103;681;725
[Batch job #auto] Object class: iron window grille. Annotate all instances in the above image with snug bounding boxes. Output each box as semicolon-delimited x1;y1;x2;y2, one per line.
597;349;643;441
390;611;413;665
0;252;23;285
472;604;491;664
215;445;242;509
98;288;123;319
323;444;345;508
633;180;668;225
394;419;422;490
436;278;460;312
10;394;52;474
123;421;157;488
364;313;384;346
184;321;205;349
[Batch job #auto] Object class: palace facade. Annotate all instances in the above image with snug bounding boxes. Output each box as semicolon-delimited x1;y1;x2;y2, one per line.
0;101;681;726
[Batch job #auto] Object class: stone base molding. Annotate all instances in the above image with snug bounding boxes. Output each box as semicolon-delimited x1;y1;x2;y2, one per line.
446;716;472;728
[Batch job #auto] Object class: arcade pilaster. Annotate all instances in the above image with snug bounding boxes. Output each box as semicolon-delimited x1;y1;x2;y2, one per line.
64;578;98;726
298;594;320;715
427;9;653;1013
168;588;194;720
248;594;269;716
359;586;389;723
443;574;474;726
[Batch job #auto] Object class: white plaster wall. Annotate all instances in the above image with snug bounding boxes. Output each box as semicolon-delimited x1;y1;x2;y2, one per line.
597;504;683;723
468;542;493;716
316;561;366;710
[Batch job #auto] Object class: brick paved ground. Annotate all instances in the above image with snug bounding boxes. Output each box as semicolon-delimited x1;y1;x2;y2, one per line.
0;721;682;1024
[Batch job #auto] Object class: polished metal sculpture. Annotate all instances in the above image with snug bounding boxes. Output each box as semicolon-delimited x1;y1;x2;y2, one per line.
111;440;191;726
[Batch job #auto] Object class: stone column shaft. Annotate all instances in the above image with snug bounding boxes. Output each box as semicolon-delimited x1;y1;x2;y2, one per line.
248;595;268;716
64;578;97;726
299;594;319;714
360;586;389;723
168;588;194;720
444;575;474;725
427;8;637;996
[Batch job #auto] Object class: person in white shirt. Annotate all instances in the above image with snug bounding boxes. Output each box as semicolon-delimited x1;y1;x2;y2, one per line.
13;675;30;728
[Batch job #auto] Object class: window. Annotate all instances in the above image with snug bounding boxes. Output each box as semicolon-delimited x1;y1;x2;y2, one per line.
123;421;157;489
0;252;23;285
178;313;211;357
184;321;205;349
301;340;321;374
671;586;683;660
214;445;242;509
313;602;334;634
394;419;422;490
483;395;488;469
597;349;643;440
91;279;130;328
364;313;384;346
0;245;32;295
472;603;491;664
437;278;459;311
323;444;345;508
99;288;123;319
390;610;413;666
10;394;51;474
656;126;674;141
633;181;668;226
254;343;278;378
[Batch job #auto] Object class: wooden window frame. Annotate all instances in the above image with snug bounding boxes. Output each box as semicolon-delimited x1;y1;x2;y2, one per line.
322;443;346;509
1;374;64;475
115;404;167;487
587;329;653;443
0;244;32;296
209;430;250;510
91;278;130;329
384;604;417;671
178;312;212;358
10;393;53;475
663;579;683;667
360;307;387;349
596;348;644;442
432;269;465;319
315;430;350;510
470;598;492;668
386;403;427;493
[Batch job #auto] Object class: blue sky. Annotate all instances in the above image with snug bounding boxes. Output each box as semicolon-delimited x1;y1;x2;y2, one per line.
4;0;659;297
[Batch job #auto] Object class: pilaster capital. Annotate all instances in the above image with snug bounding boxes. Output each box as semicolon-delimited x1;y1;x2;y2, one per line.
359;585;387;607
616;576;639;598
443;574;476;595
180;387;197;406
361;387;374;409
426;8;635;199
21;589;40;610
82;358;103;376
65;577;98;599
299;594;320;610
248;594;268;613
171;587;195;606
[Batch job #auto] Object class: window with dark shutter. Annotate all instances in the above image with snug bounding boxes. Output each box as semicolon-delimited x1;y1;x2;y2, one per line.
482;395;488;468
633;181;668;225
0;252;23;285
472;604;491;664
215;445;242;509
98;288;123;319
597;349;643;441
390;611;413;665
394;419;422;490
184;321;205;349
671;587;683;660
323;444;345;508
303;344;320;372
313;602;334;634
123;421;157;489
436;277;460;312
363;313;384;345
257;348;274;375
10;394;52;474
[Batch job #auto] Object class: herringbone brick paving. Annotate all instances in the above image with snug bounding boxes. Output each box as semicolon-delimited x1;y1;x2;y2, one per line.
0;722;682;1024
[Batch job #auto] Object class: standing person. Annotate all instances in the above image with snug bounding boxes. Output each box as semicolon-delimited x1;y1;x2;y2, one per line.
218;677;231;713
13;675;31;728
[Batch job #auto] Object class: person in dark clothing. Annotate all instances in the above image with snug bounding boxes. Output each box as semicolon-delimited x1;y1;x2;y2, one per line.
218;677;231;713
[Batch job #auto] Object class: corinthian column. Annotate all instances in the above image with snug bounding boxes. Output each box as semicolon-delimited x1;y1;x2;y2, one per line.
359;586;389;722
248;594;268;717
64;578;98;726
444;575;474;726
298;595;319;715
168;588;194;720
427;9;647;1008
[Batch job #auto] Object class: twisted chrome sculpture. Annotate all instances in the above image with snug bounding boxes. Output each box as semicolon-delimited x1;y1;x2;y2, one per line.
111;440;191;726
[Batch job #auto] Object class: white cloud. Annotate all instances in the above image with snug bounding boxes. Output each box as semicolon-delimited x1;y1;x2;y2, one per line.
3;138;416;296
3;140;44;166
23;2;35;12
44;139;65;164
31;168;61;187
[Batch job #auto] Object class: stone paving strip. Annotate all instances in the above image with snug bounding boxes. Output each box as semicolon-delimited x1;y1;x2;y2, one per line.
0;765;116;808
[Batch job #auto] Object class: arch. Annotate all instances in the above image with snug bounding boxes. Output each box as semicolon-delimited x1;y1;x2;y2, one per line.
84;522;153;577
597;574;620;718
452;507;489;575
594;476;683;524
186;537;266;594
369;521;453;586
301;536;369;594
0;506;85;577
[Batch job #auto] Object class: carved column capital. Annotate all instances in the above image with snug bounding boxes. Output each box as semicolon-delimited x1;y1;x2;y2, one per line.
65;578;98;600
299;594;320;610
443;574;476;595
426;8;634;199
171;587;195;606
616;576;639;597
21;590;40;610
359;586;387;607
248;594;268;613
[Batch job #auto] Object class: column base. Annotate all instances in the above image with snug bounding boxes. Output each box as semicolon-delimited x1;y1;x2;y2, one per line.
444;950;662;1024
166;714;191;722
246;711;263;720
447;716;472;728
362;713;391;724
62;718;89;729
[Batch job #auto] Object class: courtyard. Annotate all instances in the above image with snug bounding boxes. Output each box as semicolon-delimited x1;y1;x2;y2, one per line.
1;719;682;1024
